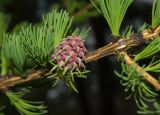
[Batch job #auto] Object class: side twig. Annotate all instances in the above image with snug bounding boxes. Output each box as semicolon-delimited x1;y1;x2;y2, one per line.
121;51;160;90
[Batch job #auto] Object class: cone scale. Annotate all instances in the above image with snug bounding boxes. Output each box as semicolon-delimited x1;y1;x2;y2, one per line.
52;36;87;72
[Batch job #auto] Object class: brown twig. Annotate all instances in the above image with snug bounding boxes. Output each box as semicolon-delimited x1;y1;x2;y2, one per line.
85;36;138;63
0;69;49;90
0;27;160;91
85;26;160;63
121;51;160;90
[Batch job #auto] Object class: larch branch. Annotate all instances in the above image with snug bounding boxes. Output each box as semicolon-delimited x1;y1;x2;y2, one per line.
0;27;160;91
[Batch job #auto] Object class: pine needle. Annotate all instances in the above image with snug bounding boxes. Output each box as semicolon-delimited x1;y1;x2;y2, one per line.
43;10;73;47
6;91;47;115
115;62;157;113
92;0;133;36
138;23;148;33
3;34;28;73
134;38;160;61
144;59;160;72
121;26;134;38
72;27;91;39
152;0;160;29
21;25;53;66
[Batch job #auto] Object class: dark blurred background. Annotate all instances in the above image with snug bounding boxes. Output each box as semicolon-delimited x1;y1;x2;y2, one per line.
0;0;153;115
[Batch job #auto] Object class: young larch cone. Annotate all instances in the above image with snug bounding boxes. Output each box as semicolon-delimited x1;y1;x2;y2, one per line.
52;36;87;71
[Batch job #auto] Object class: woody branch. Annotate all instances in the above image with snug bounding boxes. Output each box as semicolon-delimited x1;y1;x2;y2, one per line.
121;51;160;90
0;27;160;90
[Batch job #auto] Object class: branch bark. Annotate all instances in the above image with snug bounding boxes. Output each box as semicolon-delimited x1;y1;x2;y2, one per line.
0;27;160;90
0;69;49;90
85;26;160;63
